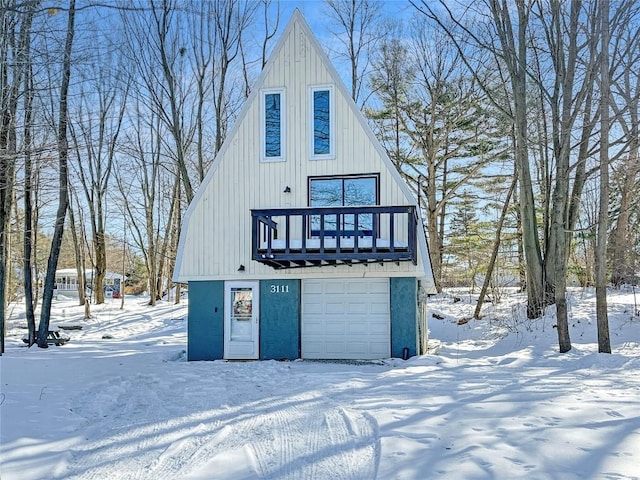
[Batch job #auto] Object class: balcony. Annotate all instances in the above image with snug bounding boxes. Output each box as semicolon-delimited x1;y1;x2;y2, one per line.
251;205;418;269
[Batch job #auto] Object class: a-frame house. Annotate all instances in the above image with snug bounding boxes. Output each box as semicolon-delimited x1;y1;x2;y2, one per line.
174;10;436;361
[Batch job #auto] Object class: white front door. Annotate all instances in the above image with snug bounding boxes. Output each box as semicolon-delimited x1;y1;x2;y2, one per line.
224;281;259;359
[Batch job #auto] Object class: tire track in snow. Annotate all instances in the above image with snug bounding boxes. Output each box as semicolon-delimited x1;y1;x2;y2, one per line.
146;395;380;480
244;398;379;480
146;411;262;478
63;367;379;480
64;373;227;480
64;374;170;480
249;403;313;479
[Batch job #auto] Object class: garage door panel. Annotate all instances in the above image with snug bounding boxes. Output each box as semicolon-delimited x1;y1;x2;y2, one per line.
369;322;389;335
305;303;324;315
369;302;389;314
347;302;367;314
303;321;323;335
346;322;368;335
325;320;346;335
304;342;323;355
326;302;345;314
325;342;347;355
302;278;390;359
370;342;390;355
325;282;346;295
370;281;388;294
305;282;324;295
347;342;368;354
347;281;368;294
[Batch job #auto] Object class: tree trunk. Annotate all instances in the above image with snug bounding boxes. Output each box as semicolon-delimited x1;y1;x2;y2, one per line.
1;1;37;354
38;0;75;347
94;231;106;304
541;0;601;353
120;219;126;310
171;187;181;305
67;191;86;306
509;0;545;319
609;128;638;286
595;0;611;353
474;176;517;319
23;56;36;346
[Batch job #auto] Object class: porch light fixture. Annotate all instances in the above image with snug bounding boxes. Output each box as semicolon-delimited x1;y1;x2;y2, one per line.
237;264;245;272
283;186;291;193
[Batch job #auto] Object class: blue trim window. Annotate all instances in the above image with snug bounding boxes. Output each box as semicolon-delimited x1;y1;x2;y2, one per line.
262;88;285;162
309;86;334;159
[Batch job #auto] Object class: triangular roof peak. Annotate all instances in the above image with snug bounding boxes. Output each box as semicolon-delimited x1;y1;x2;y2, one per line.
174;8;436;291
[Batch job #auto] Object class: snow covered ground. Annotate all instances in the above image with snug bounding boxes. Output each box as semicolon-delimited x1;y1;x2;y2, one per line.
1;288;639;479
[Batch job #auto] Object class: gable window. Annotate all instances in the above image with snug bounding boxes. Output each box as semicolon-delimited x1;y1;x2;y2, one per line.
261;88;285;162
309;174;379;235
309;86;334;159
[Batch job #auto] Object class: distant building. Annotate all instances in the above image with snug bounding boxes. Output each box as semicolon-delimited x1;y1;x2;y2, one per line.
54;268;123;297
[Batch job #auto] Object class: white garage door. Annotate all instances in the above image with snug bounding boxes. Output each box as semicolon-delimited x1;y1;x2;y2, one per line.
302;278;390;359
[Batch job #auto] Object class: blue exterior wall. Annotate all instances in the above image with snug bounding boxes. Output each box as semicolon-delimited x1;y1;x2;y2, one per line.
259;279;300;360
390;277;417;358
186;277;415;361
187;281;224;361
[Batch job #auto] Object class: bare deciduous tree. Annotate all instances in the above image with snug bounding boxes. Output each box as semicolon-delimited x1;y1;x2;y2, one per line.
69;59;129;304
413;0;547;318
596;0;611;353
1;0;38;353
326;0;383;105
21;1;37;346
38;0;75;348
369;23;506;291
609;20;640;287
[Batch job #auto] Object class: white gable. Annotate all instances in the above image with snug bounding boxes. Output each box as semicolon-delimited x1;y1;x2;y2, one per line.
174;10;435;292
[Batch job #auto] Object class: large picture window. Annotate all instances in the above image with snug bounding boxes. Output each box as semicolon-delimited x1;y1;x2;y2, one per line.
262;88;285;162
309;86;334;159
309;174;379;235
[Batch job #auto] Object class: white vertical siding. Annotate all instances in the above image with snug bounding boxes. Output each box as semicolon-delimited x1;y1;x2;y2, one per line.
175;14;430;282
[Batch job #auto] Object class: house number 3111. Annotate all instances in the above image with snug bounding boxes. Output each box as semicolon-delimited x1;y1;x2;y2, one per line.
270;284;289;294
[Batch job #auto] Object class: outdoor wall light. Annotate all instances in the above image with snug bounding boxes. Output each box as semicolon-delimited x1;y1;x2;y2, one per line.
237;264;245;272
283;186;291;193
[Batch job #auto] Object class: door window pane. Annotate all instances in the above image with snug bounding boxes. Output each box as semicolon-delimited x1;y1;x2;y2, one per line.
231;288;253;319
230;288;252;341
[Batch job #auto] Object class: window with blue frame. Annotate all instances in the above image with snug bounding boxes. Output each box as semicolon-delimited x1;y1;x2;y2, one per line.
309;174;378;236
262;89;284;161
310;86;333;158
